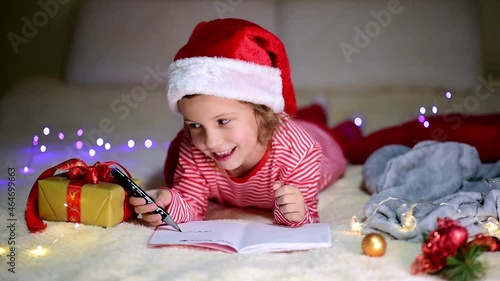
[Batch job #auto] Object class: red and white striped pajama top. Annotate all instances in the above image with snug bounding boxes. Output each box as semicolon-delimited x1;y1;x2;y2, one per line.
165;115;346;227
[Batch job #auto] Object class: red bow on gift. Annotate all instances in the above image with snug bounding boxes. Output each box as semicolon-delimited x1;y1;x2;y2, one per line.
25;158;131;233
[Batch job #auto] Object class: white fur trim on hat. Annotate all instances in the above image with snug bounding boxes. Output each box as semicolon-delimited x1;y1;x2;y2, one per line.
167;57;283;114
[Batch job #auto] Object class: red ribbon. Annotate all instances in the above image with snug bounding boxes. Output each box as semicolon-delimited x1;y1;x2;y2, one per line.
25;158;133;233
66;179;85;223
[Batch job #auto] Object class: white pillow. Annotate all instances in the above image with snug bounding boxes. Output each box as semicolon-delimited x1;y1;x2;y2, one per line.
65;0;278;85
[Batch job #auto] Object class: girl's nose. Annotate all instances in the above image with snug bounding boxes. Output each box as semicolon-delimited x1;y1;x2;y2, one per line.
205;130;223;149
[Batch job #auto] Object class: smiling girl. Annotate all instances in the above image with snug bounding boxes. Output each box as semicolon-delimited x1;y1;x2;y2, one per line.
130;18;349;227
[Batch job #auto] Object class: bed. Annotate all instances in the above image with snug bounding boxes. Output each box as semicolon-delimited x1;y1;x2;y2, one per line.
1;1;499;280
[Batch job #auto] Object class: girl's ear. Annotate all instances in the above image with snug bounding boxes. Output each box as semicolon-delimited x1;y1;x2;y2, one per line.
254;110;263;124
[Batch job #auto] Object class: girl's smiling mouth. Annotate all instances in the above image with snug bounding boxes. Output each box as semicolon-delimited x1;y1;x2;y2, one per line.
213;147;236;161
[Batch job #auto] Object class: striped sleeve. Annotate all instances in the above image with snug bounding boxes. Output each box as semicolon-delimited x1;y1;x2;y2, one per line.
165;139;211;223
272;119;322;226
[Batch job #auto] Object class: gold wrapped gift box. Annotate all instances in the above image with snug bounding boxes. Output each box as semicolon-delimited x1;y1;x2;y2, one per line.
38;176;139;228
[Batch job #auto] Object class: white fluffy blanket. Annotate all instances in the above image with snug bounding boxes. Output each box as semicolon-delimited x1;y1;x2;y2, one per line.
2;155;500;281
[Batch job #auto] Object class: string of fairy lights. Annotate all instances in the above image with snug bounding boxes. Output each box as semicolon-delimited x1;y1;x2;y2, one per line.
21;126;170;175
13;178;499;258
349;178;500;238
19;90;454;174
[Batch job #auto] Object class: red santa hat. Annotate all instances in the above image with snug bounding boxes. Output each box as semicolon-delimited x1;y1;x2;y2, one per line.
167;18;297;115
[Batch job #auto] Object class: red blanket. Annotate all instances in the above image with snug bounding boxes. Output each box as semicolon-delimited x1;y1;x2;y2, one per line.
343;113;500;164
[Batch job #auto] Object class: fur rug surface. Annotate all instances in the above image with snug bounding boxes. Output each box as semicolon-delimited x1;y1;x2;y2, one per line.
1;140;500;281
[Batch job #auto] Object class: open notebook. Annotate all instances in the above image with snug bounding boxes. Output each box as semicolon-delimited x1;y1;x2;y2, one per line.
148;220;332;254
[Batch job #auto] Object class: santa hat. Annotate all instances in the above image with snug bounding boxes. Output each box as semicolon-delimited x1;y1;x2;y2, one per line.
167;18;297;115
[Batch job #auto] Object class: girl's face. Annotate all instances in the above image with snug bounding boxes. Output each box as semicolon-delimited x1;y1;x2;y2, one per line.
178;95;268;177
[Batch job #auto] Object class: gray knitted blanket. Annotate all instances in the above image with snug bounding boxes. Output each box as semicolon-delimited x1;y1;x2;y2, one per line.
362;141;500;242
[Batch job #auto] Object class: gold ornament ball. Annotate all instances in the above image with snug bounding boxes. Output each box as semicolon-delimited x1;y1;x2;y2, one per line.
361;233;387;257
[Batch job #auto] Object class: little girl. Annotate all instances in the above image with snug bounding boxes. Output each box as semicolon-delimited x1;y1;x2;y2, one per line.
130;18;350;227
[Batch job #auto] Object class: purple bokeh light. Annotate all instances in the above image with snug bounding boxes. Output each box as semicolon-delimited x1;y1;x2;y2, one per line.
75;141;83;150
144;139;153;148
432;106;438;114
128;140;135;148
354;117;363;127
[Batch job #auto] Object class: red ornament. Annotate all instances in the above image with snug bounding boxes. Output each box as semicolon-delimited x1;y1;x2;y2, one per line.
411;217;500;280
467;234;500;252
411;217;468;275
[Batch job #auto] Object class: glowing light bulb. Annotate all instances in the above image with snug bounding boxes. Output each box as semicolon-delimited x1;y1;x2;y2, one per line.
29;245;47;256
402;215;417;231
89;149;96;157
75;141;83;150
432;106;438;114
33;135;39;142
23;166;29;173
104;143;111;150
350;215;363;234
483;217;500;236
418;115;425;123
0;247;6;255
43;127;50;135
419;107;426;115
445;91;452;99
354;117;363;127
96;138;104;146
144;139;153;148
58;132;64;140
77;129;84;136
401;206;417;231
40;145;46;152
128;140;135;148
423;121;429;128
64;203;68;207
74;223;80;228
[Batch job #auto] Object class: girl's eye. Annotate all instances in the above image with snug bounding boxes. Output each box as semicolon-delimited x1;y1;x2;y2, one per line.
188;123;201;129
218;119;230;125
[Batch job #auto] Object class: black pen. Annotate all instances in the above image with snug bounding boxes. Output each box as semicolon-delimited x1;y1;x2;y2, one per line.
110;167;182;232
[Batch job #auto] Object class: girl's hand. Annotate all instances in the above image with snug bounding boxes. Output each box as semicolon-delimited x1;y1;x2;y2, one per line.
129;188;172;226
272;181;306;222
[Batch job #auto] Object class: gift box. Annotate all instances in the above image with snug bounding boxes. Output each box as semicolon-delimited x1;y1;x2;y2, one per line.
25;158;139;232
37;176;139;228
